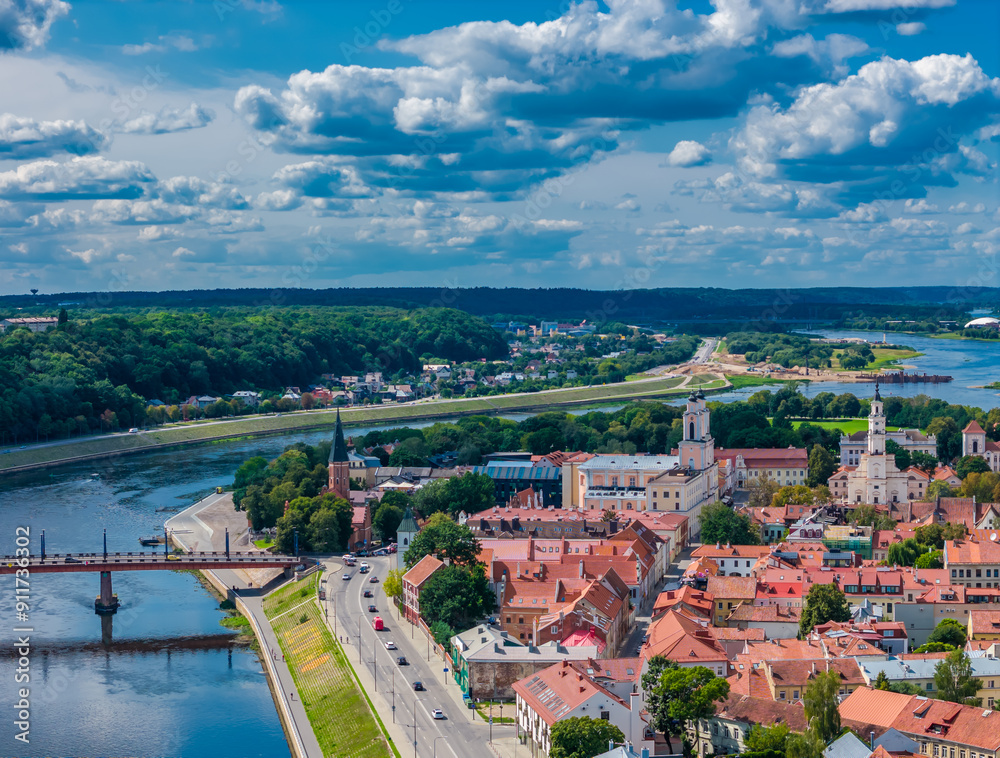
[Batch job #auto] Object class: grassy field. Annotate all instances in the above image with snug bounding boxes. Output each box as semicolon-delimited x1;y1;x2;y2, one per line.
0;374;715;473
264;576;394;758
830;346;923;372
724;373;786;390
788;419;901;434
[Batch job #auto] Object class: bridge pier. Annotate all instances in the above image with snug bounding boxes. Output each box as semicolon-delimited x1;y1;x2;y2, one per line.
94;570;120;615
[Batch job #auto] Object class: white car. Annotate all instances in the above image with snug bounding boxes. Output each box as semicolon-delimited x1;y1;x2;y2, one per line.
432;709;445;720
384;641;397;650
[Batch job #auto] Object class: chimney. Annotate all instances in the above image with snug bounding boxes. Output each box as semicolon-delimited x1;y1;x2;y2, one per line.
641;750;650;758
580;560;585;578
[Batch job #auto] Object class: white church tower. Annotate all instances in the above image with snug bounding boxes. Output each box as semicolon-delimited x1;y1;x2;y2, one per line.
679;389;715;471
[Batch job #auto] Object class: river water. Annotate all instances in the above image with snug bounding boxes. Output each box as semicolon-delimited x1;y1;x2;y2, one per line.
1;329;997;756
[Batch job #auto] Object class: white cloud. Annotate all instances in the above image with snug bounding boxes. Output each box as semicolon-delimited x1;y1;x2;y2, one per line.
122;35;199;56
0;0;69;51
666;140;712;167
903;199;938;214
0;156;155;199
120;103;215;135
0;113;107;159
896;22;926;35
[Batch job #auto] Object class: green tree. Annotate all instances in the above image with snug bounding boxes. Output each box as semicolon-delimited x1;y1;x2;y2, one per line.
383;569;404;608
799;583;851;636
887;538;921;567
888;681;925;695
57;308;68;325
851;504;896;531
646;665;730;754
886;439;912;471
549;716;626;758
404;513;481;567
934;650;982;706
807;444;836;486
957;455;992;479
418;564;496;630
372;501;404;542
927;618;968;648
748;474;781;508
803;670;841;743
924;480;955;500
640;655;680;746
744;723;790;754
959;471;1000;502
874;670;890;690
429;620;456;652
786;729;825;758
913;642;957;654
914;550;943;569
698;501;761;546
910;451;939;475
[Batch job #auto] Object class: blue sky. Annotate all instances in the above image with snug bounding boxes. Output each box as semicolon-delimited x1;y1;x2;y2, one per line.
0;0;997;295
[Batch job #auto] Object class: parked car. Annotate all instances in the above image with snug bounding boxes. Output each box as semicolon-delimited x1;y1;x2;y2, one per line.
384;641;397;650
397;656;408;666
368;604;377;613
432;709;445;720
363;589;373;598
413;681;424;691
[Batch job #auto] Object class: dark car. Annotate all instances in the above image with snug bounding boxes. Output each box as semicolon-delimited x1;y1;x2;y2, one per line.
413;681;424;691
368;604;377;613
397;656;408;666
363;589;373;598
369;575;379;583
65;556;81;563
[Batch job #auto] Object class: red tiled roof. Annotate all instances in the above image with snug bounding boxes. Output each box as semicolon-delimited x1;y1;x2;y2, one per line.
964;420;986;434
643;610;728;665
715;694;808;732
707;575;758;601
402;554;444;588
512;660;625;727
839;687;913;729
968;609;1000;637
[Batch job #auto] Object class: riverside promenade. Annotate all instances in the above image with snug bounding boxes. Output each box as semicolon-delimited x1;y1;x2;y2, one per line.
166;494;321;758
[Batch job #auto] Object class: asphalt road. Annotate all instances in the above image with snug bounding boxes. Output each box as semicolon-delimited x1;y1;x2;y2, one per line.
326;554;495;758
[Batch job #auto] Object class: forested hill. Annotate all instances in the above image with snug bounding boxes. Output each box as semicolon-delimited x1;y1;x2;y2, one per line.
0;286;982;322
0;307;506;440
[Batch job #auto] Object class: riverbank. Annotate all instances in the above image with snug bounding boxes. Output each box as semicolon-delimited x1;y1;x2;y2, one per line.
0;373;726;475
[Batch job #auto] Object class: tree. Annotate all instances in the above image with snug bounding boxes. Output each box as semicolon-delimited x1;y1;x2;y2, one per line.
927;618;968;648
934;650;982;706
646;665;730;754
807;444;836;486
886;439;912;471
914;550;943;569
910;451;939;475
913;642;957;654
786;729;825;758
924;480;955;500
418;564;496;631
799;583;851;636
803;670;841;743
372;501;404;542
851;504;896;531
641;655;680;748
771;485;821;508
744;723;790;755
874;670;890;690
383;569;404;608
887;538;921;567
957;455;992;479
698;501;761;546
888;681;925;695
403;513;481;567
57;307;68;325
549;716;626;758
959;471;1000;502
748;474;781;508
429;620;456;652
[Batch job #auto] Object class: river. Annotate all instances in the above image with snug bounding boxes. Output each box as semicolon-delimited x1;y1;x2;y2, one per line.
2;329;998;756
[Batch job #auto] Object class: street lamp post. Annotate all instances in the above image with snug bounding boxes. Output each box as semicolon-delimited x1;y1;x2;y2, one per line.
357;615;363;664
392;669;396;724
413;696;418;758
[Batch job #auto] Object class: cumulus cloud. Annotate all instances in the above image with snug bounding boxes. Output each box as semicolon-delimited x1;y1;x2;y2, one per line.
731;53;1000;206
0;0;69;52
0;156;155;200
896;22;926;35
0;114;108;159
120;103;215;134
665;140;712;167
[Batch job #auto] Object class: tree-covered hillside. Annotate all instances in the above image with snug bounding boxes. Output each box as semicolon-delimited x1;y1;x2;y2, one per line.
0;306;506;441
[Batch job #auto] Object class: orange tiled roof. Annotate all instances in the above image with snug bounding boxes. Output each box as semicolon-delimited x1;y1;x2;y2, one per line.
707;575;758;601
512;660;626;727
968;609;1000;637
891;693;1000;751
643;610;728;666
839;687;913;729
402;554;444;588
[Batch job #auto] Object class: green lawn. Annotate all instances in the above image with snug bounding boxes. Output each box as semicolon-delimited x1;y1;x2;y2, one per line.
788;419;901;434
264;576;394;758
254;538;275;550
830;347;922;372
724;373;785;390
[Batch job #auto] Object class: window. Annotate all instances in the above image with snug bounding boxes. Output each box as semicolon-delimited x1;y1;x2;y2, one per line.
978;569;983;578
600;711;610;720
551;626;558;634
506;617;511;623
927;682;933;691
779;691;786;700
793;690;800;699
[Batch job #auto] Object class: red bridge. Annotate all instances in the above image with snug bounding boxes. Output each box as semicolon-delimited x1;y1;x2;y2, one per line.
2;551;304;613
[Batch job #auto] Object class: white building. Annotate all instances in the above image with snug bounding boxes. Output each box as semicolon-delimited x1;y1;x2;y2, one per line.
962;420;1000;472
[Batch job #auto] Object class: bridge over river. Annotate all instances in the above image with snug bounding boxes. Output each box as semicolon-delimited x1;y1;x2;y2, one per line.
2;546;303;613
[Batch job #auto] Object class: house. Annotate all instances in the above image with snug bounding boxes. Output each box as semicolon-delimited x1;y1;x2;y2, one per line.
962;420;1000;472
449;624;599;700
968;609;1000;640
841;687;1000;758
514;660;649;757
349;503;372;551
687;693;807;758
944;534;1000;588
401;555;445;624
713;447;809;489
706;575;759;626
726;602;800;638
232;390;261;407
641;610;729;677
763;658;866;703
691;543;770;578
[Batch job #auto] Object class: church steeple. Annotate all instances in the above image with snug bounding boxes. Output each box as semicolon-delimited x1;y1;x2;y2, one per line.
329;409;349;463
868;383;886;456
328;409;351;498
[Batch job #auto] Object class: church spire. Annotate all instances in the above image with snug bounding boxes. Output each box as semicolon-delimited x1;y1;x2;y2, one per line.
874;379;881;403
329;408;349;463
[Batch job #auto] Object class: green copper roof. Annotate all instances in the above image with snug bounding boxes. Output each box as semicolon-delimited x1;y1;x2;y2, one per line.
329;409;350;463
397;506;419;535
